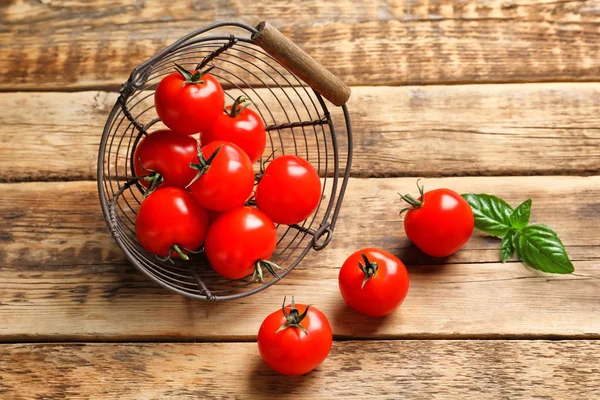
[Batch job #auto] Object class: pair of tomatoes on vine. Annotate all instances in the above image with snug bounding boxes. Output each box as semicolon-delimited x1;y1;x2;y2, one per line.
134;64;322;281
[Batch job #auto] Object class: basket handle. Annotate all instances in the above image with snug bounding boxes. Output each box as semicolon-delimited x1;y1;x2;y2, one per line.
251;21;351;107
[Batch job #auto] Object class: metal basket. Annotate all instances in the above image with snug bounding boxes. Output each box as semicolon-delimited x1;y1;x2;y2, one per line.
97;21;353;301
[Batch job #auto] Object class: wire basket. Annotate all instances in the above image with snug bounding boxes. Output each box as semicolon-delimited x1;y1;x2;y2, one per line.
97;21;353;301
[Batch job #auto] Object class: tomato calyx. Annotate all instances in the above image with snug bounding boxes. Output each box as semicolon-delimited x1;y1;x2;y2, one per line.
155;244;192;264
255;149;278;184
252;260;281;282
358;253;379;289
135;159;164;197
142;173;163;196
275;296;310;335
226;96;253;118
173;62;215;86
155;244;205;264
399;179;425;215
186;144;223;188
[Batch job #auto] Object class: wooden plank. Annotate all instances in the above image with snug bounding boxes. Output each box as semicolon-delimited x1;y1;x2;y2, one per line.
1;0;599;90
1;176;598;340
1;341;599;399
2;83;599;182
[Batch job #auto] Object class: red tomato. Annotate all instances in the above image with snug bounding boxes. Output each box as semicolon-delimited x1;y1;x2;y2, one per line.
154;64;224;135
205;207;277;280
188;141;254;212
258;297;332;376
135;187;209;259
206;209;222;225
338;248;409;317
133;129;198;190
255;155;321;225
400;181;474;257
202;96;266;163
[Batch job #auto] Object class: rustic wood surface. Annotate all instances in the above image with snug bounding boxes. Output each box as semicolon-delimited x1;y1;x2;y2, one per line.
1;0;599;397
1;176;598;341
2;83;599;182
1;341;599;399
1;0;599;90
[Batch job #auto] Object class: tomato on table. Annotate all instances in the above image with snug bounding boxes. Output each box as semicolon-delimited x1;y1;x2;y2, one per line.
258;297;332;376
255;155;321;225
188;141;254;212
204;206;278;280
338;248;410;317
202;96;266;163
400;180;474;257
133;129;198;191
135;187;209;260
154;63;224;135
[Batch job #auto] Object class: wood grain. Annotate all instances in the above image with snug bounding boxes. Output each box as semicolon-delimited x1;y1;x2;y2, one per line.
2;83;599;182
1;176;598;340
1;0;599;90
1;341;599;399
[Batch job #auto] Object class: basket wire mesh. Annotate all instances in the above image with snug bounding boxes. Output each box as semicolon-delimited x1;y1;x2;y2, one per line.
97;22;353;301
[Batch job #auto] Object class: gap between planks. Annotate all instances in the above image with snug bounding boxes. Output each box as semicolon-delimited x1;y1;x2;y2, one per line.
2;79;600;94
1;334;600;345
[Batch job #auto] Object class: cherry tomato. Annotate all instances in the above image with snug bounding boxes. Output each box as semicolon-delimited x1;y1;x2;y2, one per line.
202;96;266;163
133;129;198;190
205;207;277;280
135;187;209;259
338;248;409;317
206;209;222;225
188;141;254;212
255;155;321;225
400;181;474;257
154;64;224;135
258;297;332;376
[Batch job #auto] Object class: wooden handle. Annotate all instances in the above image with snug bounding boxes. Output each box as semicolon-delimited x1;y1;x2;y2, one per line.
252;21;351;106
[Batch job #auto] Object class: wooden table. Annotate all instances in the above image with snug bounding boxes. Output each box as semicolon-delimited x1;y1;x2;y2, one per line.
1;1;599;398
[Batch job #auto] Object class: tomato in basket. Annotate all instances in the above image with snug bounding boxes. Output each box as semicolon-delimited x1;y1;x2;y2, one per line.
255;155;321;225
133;129;198;191
154;63;224;135
201;96;267;164
205;207;278;280
187;141;255;212
135;187;209;260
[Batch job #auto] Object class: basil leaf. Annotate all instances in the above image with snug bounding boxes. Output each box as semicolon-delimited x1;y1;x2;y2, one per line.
500;229;516;263
462;194;514;237
515;224;574;274
509;199;532;230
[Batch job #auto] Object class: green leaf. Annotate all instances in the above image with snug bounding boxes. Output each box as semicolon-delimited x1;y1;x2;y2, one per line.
509;199;532;230
462;194;514;237
515;224;574;274
500;229;516;263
